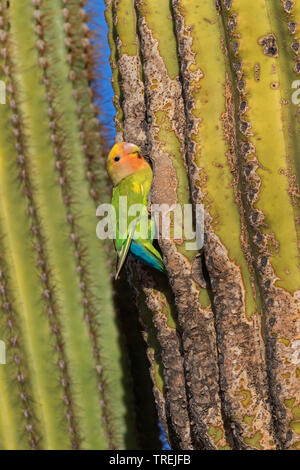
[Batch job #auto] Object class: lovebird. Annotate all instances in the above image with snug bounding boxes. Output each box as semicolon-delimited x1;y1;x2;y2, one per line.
106;142;166;279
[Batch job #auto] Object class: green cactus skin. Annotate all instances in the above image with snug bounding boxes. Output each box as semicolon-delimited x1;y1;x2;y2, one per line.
0;0;145;450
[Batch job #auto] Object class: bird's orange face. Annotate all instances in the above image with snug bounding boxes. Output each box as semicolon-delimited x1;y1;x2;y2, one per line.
107;142;149;186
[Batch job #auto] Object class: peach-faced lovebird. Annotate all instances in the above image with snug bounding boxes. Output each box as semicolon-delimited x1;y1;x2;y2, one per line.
106;142;166;279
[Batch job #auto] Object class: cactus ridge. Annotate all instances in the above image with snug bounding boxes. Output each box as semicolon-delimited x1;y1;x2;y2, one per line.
0;246;40;449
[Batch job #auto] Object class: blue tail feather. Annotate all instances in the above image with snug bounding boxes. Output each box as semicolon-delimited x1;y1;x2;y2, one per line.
130;241;166;273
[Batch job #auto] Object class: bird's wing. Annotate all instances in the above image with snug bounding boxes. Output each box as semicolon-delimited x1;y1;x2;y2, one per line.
112;174;151;278
115;216;141;280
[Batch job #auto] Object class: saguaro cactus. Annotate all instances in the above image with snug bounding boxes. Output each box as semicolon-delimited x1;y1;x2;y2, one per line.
0;0;160;450
107;0;300;450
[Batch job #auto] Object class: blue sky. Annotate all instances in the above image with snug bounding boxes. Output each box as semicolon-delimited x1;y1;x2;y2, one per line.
89;0;116;146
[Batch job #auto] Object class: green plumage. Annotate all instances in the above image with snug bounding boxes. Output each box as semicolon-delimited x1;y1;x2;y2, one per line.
112;166;166;278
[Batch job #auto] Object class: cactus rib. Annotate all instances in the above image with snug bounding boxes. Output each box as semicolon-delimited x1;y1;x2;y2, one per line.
0;247;39;449
134;265;192;449
113;0;147;152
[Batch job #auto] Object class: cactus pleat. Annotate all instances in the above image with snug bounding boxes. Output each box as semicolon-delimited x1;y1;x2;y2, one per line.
0;241;38;449
106;0;300;450
127;265;171;446
0;0;143;450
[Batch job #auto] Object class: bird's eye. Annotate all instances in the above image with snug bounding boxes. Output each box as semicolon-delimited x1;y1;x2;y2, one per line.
114;156;121;162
